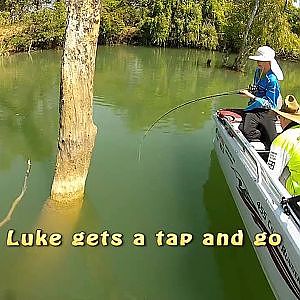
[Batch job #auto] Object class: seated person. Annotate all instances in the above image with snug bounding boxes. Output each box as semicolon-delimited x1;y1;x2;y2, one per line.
267;95;300;196
239;46;283;148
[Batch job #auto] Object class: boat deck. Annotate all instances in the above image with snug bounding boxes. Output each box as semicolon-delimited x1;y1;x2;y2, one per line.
219;109;282;161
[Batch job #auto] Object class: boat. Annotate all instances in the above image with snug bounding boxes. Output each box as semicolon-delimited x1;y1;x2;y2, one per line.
213;109;300;300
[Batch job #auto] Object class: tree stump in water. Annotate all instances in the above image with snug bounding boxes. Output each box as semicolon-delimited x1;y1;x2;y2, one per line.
51;0;101;203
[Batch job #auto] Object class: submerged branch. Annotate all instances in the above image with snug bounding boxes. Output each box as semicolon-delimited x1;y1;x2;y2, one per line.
0;160;32;229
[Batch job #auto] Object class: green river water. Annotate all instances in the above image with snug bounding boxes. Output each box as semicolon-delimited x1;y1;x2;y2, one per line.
0;46;299;300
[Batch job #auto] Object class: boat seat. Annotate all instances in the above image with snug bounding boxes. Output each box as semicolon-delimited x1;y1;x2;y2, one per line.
276;123;282;134
250;141;269;161
250;141;266;151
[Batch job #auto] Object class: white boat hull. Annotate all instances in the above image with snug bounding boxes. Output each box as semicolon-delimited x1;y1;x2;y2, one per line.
213;112;300;300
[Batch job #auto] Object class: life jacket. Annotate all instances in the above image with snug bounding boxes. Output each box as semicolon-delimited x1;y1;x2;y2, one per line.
270;125;300;195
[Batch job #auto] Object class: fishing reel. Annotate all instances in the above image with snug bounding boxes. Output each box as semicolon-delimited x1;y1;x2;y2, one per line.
248;84;258;94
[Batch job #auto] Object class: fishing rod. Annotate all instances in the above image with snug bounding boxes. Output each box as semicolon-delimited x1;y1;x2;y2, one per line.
138;88;243;161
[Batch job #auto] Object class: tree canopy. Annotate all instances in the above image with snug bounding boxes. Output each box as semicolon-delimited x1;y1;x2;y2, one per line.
1;0;300;60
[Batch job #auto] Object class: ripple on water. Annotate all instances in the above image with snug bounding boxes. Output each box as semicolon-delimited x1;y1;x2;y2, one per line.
93;95;115;108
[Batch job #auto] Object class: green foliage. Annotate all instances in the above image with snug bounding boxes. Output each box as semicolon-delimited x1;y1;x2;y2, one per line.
99;0;127;44
223;0;253;52
252;0;300;58
170;1;203;47
225;0;300;65
199;22;218;49
99;0;145;44
100;12;126;44
1;0;300;61
24;1;67;49
141;0;172;46
0;1;66;53
0;12;11;26
140;0;206;47
287;5;300;36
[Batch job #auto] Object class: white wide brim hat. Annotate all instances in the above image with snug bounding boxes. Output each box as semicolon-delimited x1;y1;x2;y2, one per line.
249;46;283;80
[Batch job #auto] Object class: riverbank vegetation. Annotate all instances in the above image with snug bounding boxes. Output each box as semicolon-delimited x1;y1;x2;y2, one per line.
1;0;300;61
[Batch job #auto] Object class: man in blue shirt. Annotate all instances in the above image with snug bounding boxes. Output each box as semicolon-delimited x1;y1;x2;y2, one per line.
238;46;283;147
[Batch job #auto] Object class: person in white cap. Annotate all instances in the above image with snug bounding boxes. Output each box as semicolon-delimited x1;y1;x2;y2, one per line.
238;46;283;147
268;95;300;196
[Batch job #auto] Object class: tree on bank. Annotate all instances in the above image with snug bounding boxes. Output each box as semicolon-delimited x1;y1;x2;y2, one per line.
228;0;300;70
1;0;300;61
231;0;260;71
50;0;101;202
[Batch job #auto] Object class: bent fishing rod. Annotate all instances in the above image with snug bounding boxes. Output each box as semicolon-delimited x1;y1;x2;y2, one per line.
138;88;244;161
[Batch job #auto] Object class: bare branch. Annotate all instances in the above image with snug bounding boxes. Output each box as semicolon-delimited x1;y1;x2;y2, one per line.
0;160;32;229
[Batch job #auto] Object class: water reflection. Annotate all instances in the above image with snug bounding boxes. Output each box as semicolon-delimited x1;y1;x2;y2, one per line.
94;46;249;132
203;151;274;299
0;51;60;169
0;46;298;173
7;197;83;299
93;46;300;135
38;196;83;233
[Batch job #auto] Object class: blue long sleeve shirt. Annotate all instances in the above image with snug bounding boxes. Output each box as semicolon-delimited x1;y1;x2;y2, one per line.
245;68;281;111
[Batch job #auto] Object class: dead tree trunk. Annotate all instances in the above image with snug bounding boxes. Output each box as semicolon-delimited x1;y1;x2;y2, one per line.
50;0;101;202
232;0;260;71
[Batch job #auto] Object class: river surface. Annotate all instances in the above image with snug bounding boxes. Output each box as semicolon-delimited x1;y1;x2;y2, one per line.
0;46;299;300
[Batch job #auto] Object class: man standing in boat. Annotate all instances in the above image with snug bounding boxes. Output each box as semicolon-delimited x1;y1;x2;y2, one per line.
268;95;300;196
239;46;283;147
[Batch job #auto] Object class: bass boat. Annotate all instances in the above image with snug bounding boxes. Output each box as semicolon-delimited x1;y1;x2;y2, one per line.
213;109;300;300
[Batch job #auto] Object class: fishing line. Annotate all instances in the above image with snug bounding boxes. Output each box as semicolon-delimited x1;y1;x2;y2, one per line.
138;88;243;161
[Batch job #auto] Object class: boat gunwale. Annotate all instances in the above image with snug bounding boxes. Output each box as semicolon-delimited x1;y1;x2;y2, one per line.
213;111;300;230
